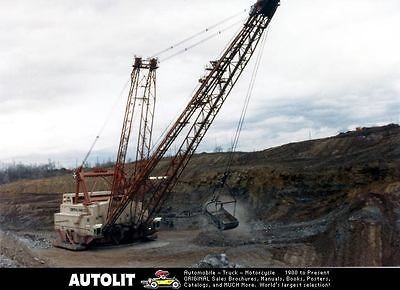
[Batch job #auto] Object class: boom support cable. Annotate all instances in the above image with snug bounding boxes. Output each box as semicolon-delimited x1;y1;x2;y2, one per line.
150;9;247;58
149;20;248;155
78;11;247;167
161;18;246;62
104;9;279;230
79;78;131;168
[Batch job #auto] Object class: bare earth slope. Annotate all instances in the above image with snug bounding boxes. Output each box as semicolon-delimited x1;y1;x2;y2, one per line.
0;124;399;266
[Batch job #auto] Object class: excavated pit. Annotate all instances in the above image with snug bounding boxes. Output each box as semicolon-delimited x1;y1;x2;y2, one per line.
0;124;399;267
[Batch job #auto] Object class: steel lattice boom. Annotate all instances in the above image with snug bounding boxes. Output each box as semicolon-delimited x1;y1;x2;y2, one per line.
104;0;280;233
107;57;158;221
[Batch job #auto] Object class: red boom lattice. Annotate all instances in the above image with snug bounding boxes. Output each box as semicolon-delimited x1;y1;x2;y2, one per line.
107;57;158;220
104;0;280;232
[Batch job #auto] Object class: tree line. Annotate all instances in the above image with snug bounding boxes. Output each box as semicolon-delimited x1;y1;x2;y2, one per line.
0;158;120;185
0;160;71;185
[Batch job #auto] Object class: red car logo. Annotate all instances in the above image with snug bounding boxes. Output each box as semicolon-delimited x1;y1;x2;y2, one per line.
141;270;181;289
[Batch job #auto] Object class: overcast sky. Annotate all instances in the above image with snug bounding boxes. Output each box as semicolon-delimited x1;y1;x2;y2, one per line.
1;0;399;167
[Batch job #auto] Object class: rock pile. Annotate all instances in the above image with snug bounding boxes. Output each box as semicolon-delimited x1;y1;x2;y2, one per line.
194;253;244;268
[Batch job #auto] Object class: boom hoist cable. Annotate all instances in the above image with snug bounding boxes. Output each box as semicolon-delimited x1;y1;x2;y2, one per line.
77;9;248;170
148;18;249;155
103;0;281;238
160;19;246;62
58;1;280;249
151;9;247;60
72;9;249;208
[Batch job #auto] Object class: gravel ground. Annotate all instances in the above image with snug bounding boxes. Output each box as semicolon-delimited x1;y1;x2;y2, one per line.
0;254;20;268
194;253;245;268
18;232;53;249
0;230;47;267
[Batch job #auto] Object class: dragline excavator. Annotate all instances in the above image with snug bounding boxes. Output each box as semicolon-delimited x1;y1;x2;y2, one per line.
54;0;280;250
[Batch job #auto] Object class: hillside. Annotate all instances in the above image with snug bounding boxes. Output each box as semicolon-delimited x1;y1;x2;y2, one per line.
0;124;399;266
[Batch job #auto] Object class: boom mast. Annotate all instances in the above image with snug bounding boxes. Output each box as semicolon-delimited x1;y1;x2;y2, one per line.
104;0;280;232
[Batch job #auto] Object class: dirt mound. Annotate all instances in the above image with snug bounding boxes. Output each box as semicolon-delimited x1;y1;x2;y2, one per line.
0;230;47;267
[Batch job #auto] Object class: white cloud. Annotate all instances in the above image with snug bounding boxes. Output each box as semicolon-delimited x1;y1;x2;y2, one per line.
0;0;399;166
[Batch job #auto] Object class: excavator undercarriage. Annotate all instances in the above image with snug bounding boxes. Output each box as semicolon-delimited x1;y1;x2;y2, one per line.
54;191;161;250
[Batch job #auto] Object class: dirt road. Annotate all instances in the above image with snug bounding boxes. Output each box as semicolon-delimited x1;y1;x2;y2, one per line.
29;229;285;267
